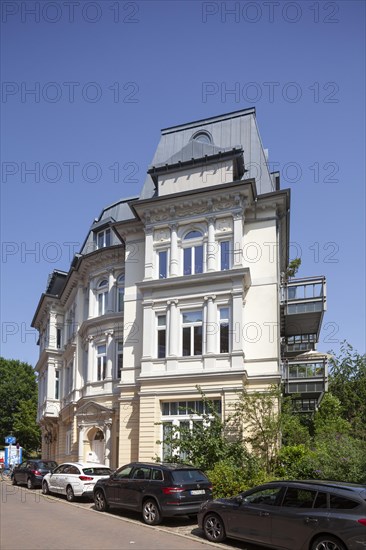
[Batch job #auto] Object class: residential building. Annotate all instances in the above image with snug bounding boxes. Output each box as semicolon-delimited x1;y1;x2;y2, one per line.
32;108;327;466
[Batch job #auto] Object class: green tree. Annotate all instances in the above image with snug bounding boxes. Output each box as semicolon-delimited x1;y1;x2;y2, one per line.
156;388;249;471
328;341;366;440
0;357;41;454
234;384;283;474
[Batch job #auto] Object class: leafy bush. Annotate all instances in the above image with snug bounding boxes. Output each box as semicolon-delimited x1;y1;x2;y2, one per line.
206;459;275;498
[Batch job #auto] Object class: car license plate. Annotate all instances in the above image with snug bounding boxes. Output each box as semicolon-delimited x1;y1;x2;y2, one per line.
191;489;205;495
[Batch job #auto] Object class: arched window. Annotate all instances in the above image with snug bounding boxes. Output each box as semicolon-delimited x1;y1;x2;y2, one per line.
183;230;203;275
191;131;212;144
116;274;125;312
97;279;108;316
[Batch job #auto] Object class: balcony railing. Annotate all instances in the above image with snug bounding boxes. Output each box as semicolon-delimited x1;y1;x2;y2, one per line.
282;354;328;410
281;276;326;339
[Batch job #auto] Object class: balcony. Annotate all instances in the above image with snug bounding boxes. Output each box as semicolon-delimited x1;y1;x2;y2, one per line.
283;351;328;411
281;276;326;339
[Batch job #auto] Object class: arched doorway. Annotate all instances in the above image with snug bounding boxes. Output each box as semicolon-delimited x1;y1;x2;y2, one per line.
90;429;105;464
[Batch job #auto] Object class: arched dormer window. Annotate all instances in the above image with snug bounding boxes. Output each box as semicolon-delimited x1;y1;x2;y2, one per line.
116;274;125;312
191;131;212;144
183;230;203;275
97;279;108;316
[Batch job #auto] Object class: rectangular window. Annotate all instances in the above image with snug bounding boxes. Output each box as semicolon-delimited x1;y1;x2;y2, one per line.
158;251;168;279
98;291;108;316
220;240;231;270
184;246;203;275
161;400;222;460
55;370;60;399
116;341;123;378
219;307;229;353
97;345;107;381
65;429;72;455
97;228;111;249
157;315;166;358
56;328;62;349
65;362;73;395
182;310;202;356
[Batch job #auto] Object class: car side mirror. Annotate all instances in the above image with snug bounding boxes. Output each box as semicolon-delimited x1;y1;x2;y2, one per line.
234;495;244;504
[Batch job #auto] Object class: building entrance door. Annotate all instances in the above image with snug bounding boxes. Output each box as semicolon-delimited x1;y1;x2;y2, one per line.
91;430;105;464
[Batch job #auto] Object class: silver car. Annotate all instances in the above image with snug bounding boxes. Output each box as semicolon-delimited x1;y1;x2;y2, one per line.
198;480;366;550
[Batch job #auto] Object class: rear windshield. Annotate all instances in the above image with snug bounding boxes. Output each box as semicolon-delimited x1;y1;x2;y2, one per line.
82;467;112;476
38;461;57;469
171;469;209;484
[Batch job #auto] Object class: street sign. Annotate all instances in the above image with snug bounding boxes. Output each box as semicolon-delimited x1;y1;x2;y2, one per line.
5;436;16;445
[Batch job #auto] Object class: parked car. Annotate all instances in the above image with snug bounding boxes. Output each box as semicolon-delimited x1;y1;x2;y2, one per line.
12;460;58;489
198;480;366;550
42;462;112;501
93;461;213;525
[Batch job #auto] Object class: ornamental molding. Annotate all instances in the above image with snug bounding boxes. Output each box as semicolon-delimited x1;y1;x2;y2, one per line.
147;193;250;224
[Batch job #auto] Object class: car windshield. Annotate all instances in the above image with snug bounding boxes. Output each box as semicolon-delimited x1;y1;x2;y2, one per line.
171;469;208;483
38;461;57;469
82;467;112;476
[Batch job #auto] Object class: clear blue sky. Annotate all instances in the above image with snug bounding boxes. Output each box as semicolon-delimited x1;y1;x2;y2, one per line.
1;0;365;366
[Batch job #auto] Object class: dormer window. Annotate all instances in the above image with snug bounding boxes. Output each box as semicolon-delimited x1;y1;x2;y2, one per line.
96;228;111;249
191;131;212;144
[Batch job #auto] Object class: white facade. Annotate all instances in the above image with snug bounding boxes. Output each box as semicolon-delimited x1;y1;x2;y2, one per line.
33;109;323;467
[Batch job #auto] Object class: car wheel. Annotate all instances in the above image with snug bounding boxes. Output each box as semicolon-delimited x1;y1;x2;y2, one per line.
94;490;109;512
142;498;161;526
66;485;75;502
27;477;34;490
42;481;50;495
311;535;347;550
203;513;226;543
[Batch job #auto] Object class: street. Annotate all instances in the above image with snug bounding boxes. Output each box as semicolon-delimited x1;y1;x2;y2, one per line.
0;481;258;550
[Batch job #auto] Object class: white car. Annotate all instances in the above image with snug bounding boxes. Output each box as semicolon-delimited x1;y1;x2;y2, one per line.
42;462;112;502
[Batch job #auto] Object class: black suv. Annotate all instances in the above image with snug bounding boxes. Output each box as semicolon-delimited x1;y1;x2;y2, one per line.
12;460;58;489
93;462;213;525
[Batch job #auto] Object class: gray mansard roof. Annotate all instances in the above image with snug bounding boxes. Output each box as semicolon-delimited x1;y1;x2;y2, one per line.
140;108;275;199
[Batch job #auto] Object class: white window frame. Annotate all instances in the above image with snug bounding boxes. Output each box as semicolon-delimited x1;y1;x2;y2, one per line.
97;279;108;316
96;344;107;381
161;399;221;460
157;314;167;358
116;340;123;379
116;274;125;312
157;249;169;279
218;306;230;353
219;239;232;271
96;228;111;249
182;230;205;275
182;310;203;356
65;429;72;455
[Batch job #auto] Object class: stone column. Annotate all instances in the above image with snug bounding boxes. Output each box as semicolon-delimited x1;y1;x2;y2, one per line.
144;226;154;279
104;421;112;467
207;217;216;272
232;210;243;268
107;270;116;312
168;300;178;356
105;331;113;379
204;295;216;354
78;424;85;462
88;278;95;318
87;336;94;383
49;311;57;349
169;224;179;277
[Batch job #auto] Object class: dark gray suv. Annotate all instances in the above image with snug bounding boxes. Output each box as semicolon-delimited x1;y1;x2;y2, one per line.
198;480;366;550
93;462;212;525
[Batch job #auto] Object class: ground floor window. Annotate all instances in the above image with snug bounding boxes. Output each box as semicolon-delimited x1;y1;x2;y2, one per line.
161;399;221;460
